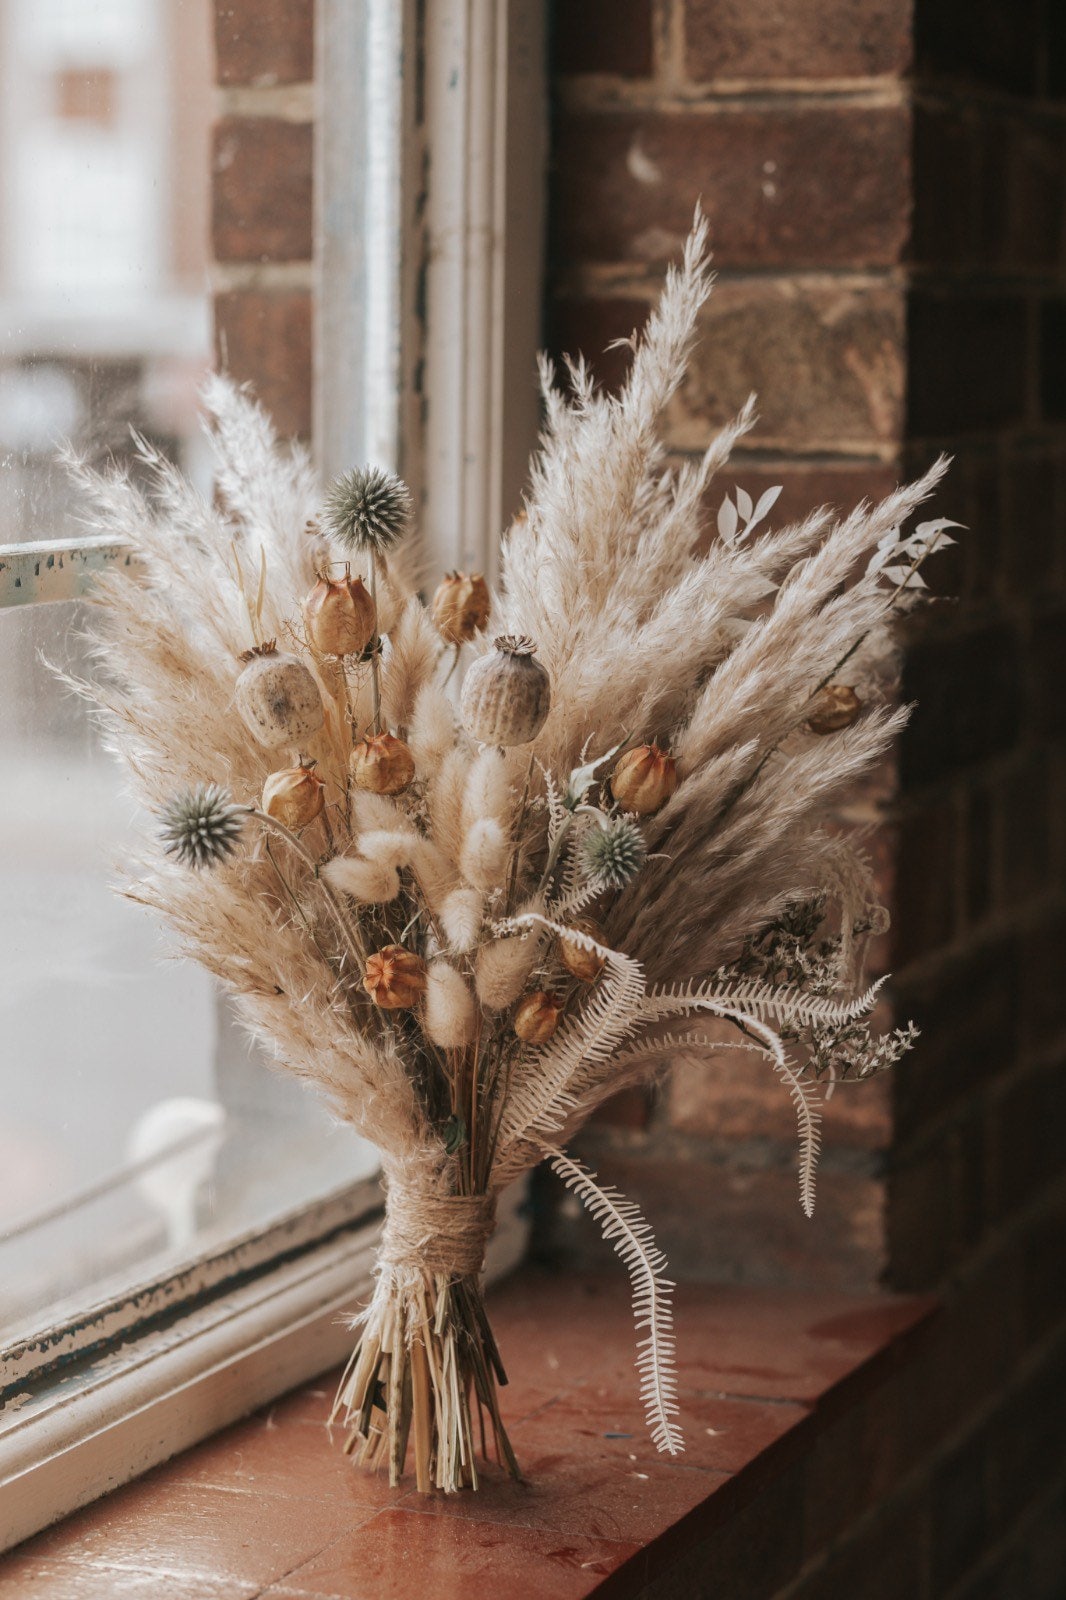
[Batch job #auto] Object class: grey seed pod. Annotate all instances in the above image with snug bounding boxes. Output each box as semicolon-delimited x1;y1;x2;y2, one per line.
234;642;325;749
460;635;550;747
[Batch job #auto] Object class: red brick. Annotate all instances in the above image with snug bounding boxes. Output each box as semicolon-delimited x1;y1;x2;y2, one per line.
697;460;901;536
987;118;1066;274
591;1084;655;1130
214;0;313;86
900;623;1023;784
1018;910;1066;1055
890;797;962;966
667;279;905;454
214;289;312;439
907;291;1028;435
553;0;653;78
911;104;981;269
793;1483;929;1600
1040;298;1066;422
1001;448;1058;596
914;0;1041;97
963;781;994;929
1032;607;1066;744
686;0;911;81
557;1146;887;1291
548;295;651;395
890;937;1019;1137
991;1059;1066;1221
996;757;1053;911
669;1040;893;1152
212;117;312;263
931;1425;995;1594
552;106;911;269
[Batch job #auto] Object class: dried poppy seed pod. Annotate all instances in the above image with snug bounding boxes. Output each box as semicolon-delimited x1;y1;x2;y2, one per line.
350;731;415;795
460;635;550;747
262;759;325;830
610;744;678;815
304;571;375;658
363;944;427;1009
807;684;863;735
431;571;491;645
559;919;606;984
513;990;563;1045
234;643;324;749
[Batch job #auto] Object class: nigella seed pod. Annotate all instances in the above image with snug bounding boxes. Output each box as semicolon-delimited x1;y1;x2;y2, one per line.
350;731;416;795
363;944;427;1009
807;684;863;735
513;990;563;1045
460;635;550;747
610;744;678;815
234;643;325;750
431;571;491;645
558;919;607;984
262;759;325;830
304;571;375;658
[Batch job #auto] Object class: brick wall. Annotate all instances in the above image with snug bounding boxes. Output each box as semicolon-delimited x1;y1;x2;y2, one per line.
544;2;1066;1596
211;0;314;441
544;0;911;1291
204;3;1065;1592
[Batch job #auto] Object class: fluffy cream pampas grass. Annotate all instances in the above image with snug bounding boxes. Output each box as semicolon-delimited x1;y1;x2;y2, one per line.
62;211;956;1490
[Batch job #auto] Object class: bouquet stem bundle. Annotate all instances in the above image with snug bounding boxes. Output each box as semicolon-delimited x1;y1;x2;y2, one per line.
334;1189;517;1491
60;211;955;1490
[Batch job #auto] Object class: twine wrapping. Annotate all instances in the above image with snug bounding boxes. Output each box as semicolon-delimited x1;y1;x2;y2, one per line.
380;1188;496;1278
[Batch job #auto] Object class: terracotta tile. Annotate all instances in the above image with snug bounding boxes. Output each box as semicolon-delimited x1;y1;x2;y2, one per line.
486;1272;931;1405
513;1388;807;1478
261;1507;640;1600
0;1559;256;1599
165;1408;397;1510
25;1481;372;1589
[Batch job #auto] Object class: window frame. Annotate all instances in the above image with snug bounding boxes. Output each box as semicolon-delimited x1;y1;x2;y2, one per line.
0;0;545;1550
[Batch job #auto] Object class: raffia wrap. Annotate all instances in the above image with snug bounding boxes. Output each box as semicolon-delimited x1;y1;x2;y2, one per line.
380;1187;496;1281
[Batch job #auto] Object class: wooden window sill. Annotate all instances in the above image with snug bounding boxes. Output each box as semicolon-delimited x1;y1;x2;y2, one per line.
0;1268;935;1599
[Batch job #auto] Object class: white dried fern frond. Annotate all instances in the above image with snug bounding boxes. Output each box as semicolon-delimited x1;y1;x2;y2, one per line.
544;1146;682;1456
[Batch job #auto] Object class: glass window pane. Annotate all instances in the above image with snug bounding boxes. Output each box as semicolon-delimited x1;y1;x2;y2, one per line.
0;604;378;1343
0;1;382;1350
0;0;214;543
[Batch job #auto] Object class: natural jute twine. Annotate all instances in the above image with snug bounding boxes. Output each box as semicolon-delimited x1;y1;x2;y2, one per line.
380;1188;496;1278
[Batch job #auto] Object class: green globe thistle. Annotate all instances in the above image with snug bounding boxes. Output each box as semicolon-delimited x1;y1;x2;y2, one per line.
580;815;647;892
323;465;412;554
160;783;245;870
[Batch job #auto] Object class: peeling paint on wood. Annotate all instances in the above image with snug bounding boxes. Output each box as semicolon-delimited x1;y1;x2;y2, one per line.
0;537;143;608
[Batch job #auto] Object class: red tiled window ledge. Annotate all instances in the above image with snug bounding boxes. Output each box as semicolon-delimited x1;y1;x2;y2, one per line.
0;1270;935;1600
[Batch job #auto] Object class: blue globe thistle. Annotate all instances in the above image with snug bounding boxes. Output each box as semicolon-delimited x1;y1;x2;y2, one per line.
160;783;245;870
579;815;647;892
323;465;412;554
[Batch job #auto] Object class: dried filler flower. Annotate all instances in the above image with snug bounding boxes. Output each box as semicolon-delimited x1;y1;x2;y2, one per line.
262;760;326;830
431;571;491;645
610;744;678;815
363;945;428;1009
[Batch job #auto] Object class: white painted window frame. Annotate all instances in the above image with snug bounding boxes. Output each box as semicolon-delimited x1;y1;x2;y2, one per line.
0;0;545;1550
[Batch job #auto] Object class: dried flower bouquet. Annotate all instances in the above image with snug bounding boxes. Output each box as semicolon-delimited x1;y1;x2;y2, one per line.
65;214;955;1492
